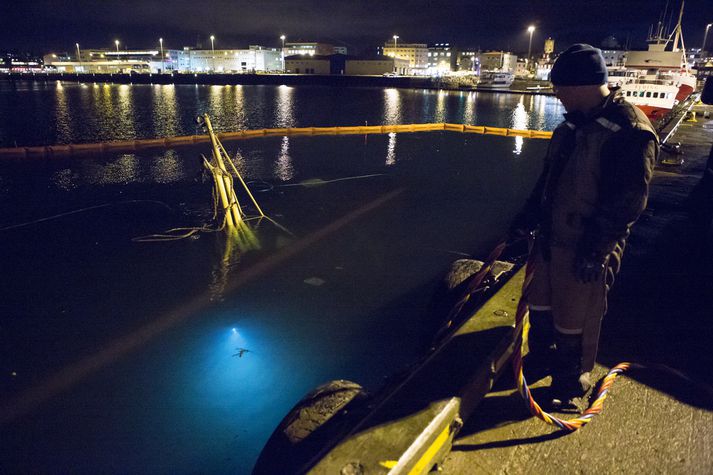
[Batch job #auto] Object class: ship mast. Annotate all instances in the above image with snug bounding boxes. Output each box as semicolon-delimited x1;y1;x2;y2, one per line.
671;0;684;52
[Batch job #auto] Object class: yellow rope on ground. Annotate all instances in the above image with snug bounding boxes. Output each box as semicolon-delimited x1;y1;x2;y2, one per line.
448;238;631;432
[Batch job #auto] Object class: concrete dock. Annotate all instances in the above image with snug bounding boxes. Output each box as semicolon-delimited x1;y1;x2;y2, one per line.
442;104;713;474
255;102;713;475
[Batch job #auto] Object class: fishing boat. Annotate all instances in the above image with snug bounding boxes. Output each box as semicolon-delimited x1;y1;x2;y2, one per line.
619;74;680;119
620;1;696;118
477;71;514;88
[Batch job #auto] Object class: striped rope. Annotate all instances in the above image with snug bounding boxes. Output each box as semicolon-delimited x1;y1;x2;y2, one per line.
513;246;631;431
442;241;509;330
457;239;631;432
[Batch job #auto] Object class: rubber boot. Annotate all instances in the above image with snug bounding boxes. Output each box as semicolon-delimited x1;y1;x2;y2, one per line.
549;331;593;412
523;310;555;383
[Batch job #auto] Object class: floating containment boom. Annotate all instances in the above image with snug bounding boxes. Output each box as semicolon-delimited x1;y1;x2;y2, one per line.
0;123;554;159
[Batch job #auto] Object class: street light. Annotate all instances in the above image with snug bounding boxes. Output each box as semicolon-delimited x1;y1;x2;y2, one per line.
159;38;164;73
704;23;712;56
115;39;120;53
392;35;399;64
280;34;286;71
527;25;535;70
75;42;82;72
527;26;535;58
210;35;215;71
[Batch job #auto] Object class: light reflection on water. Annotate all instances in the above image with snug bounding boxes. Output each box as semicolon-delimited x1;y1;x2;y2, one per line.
117;84;137;138
151;85;180;138
51;168;79;191
510;98;528;155
461;92;475;124
151;149;184;183
434;90;447;123
0;81;569;472
383;88;401;124
0;130;552;473
209;225;262;302
275;136;294;181
386;132;397;166
0;81;563;148
54;82;71;143
81;153;141;185
275;85;295;128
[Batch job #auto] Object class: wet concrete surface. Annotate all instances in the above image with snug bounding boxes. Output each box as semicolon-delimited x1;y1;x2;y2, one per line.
442;105;713;474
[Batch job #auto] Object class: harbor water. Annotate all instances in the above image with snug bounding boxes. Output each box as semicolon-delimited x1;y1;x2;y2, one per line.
0;81;562;473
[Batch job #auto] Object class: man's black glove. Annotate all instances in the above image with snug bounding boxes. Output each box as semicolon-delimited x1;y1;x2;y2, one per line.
574;253;607;283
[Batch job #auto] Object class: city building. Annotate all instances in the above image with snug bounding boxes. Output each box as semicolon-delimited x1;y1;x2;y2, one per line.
382;41;428;74
284;54;409;76
456;48;480;72
479;51;517;73
515;58;530;77
535;64;553;80
176;46;281;73
44;48;177;73
333;46;348;55
284;55;332;74
43;46;282;73
543;37;555;62
427;43;457;75
345;56;409;75
284;42;334;57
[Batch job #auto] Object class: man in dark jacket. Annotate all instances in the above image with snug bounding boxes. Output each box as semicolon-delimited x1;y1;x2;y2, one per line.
511;44;659;409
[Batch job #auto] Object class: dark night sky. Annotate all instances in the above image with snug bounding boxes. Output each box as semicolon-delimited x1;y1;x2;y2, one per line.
2;0;712;55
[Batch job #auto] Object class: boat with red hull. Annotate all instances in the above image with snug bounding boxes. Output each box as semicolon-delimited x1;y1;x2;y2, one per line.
615;1;696;119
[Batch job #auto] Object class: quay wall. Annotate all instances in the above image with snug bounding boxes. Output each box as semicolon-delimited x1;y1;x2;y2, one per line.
0;72;554;96
2;72;432;89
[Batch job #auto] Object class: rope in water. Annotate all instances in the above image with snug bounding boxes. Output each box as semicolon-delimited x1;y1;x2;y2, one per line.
132;166;231;242
453;238;631;432
0;200;173;232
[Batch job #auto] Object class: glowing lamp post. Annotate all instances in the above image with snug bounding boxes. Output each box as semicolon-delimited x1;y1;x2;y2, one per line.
159;38;165;73
527;25;535;70
75;43;82;72
280;34;286;71
704;23;712;56
115;39;120;53
210;35;216;72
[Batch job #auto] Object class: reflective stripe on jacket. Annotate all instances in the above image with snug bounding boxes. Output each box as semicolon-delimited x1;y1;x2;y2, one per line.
542;93;658;257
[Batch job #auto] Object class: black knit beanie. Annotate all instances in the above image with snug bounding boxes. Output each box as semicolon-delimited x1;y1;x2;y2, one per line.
550;44;608;86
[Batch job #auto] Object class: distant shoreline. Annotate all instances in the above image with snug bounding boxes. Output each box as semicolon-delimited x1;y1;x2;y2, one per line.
1;72;554;96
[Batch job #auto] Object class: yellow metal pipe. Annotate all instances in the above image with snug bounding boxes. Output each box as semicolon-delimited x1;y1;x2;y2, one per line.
204;157;236;229
216;140;265;218
202;114;245;228
223;174;242;226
